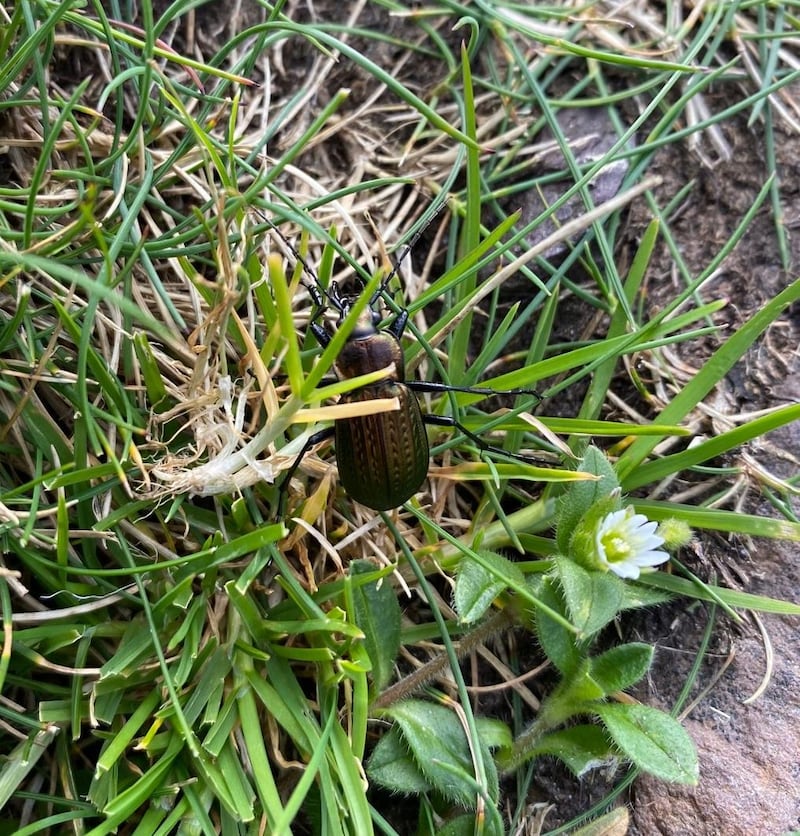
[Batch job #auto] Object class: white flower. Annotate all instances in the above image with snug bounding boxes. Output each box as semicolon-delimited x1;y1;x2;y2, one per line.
594;507;669;579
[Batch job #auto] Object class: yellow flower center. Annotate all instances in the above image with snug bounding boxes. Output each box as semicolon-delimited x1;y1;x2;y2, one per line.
603;534;632;563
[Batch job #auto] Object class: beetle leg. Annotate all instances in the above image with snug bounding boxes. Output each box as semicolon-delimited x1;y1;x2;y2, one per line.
310;322;331;347
409;380;540;401
421;414;543;465
303;281;333;345
276;426;335;518
303;280;326;309
388;308;409;340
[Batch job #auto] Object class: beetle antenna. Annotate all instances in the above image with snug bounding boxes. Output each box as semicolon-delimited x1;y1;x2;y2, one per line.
369;198;449;304
252;207;335;305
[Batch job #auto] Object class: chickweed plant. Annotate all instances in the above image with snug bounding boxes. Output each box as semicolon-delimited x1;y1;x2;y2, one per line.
1;1;799;834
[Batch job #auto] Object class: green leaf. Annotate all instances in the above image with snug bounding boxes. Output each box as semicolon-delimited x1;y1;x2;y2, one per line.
620;582;673;609
437;812;504;836
590;643;653;694
475;718;513;752
367;726;432;795
530;725;617;777
595;703;699;784
556;446;619;554
636;569;800;615
454;551;524;624
0;726;60;810
382;700;499;809
562;659;606;702
555;557;625;638
349;561;401;690
533;576;582;677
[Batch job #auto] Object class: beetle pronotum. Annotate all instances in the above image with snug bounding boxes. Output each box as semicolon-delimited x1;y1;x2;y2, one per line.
273;214;541;513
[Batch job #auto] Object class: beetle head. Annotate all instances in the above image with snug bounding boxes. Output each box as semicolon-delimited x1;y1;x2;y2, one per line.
329;282;382;339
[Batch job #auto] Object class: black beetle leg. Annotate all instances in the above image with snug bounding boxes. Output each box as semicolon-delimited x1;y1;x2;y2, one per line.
388;308;409;340
422;414;538;465
304;279;345;337
303;279;326;308
276;426;335;519
409;380;540;401
310;322;331;347
303;281;328;325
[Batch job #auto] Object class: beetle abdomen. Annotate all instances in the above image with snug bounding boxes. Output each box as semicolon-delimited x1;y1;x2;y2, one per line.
335;383;429;510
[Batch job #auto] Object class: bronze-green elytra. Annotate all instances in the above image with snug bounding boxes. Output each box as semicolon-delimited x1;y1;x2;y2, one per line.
335;379;429;511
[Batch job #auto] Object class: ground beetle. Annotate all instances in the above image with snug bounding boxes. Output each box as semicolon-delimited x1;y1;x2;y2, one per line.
275;220;540;512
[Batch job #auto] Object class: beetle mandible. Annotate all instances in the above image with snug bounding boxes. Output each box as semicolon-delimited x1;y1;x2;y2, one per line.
276;222;540;513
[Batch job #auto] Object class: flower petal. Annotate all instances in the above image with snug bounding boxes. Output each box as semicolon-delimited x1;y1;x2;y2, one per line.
593;507;669;579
